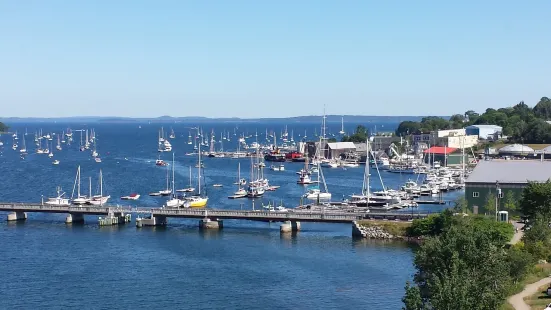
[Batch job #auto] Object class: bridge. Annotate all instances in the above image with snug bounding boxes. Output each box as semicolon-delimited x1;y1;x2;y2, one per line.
0;202;431;233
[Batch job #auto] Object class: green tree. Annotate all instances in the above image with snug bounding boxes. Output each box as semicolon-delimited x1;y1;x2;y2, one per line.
533;97;551;119
519;180;551;223
395;121;421;136
453;197;468;214
403;221;511;310
0;122;7;133
483;192;496;215
503;191;517;212
523;217;551;260
341;125;368;143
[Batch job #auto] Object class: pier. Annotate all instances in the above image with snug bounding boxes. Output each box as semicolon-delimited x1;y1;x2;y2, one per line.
0;202;432;234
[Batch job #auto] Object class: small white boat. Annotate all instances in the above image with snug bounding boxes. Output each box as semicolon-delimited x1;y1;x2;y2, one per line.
213;184;223;187
121;193;140;200
95;157;102;163
52;160;60;165
271;164;285;171
303;187;332;200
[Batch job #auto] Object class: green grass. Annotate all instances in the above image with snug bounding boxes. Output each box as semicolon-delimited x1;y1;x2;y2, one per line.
357;219;411;237
524;283;551;309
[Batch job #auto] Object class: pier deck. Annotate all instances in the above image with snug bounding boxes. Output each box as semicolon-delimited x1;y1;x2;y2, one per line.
0;202;431;223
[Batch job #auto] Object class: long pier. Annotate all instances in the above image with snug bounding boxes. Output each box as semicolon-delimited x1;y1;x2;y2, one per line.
0;202;432;233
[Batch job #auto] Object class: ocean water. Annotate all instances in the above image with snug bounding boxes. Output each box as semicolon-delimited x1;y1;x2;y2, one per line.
0;121;458;309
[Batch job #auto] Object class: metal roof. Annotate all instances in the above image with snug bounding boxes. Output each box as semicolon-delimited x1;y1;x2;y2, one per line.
424;146;458;154
465;124;503;130
498;144;535;154
327;142;356;150
466;160;551;184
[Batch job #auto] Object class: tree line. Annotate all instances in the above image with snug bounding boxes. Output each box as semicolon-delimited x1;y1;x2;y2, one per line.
403;181;551;309
395;97;551;143
0;122;8;133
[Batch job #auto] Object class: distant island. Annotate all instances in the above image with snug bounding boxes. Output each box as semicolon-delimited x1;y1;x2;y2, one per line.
0;115;436;124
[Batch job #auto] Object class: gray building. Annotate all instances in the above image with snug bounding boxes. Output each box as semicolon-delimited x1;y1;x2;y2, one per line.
465;160;551;212
465;125;502;140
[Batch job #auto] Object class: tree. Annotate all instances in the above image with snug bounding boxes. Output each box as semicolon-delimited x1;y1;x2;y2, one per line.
341;125;368;143
503;191;517;213
395;121;421;136
522;217;551;261
403;221;511;310
519;180;551;224
533;97;551;119
453;197;468;214
0;122;7;133
449;114;466;129
483;192;496;215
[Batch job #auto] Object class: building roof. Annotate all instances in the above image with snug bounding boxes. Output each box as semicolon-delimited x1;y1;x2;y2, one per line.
466;160;551;184
466;124;503;130
423;146;458;154
327;142;356;150
498;144;535;154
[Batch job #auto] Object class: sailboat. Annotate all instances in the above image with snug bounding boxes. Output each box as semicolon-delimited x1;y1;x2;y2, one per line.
186;142;208;207
19;135;27;154
48;142;54;158
176;166;195;192
159;164;172;196
228;162;247;199
169;128;176;139
71;166;89;205
339;116;345;134
56;134;62;151
88;169;111;205
246;147;267;198
187;132;193;145
303;137;331;200
166;153;185;207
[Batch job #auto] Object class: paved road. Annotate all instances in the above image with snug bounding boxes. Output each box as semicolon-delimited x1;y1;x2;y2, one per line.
508;277;551;310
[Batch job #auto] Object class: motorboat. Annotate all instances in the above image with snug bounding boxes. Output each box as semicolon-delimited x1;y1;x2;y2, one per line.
297;172;314;184
45;187;70;206
52;160;60;165
271;164;285;171
121;193;140;200
303;187;331;200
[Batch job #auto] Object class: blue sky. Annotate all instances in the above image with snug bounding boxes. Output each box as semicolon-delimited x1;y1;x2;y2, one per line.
1;1;549;118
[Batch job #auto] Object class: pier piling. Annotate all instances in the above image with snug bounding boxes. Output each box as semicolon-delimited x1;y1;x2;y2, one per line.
199;218;223;230
136;215;167;227
280;221;301;233
65;213;84;224
7;212;27;222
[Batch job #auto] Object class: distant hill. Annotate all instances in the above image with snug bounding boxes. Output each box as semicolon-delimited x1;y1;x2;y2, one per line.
0;115;438;124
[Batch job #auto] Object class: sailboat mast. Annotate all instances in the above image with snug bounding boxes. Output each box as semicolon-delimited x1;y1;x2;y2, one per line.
198;141;202;195
189;166;192;188
99;170;103;206
89;177;92;199
77;166;81;198
238;162;241;190
172;153;175;196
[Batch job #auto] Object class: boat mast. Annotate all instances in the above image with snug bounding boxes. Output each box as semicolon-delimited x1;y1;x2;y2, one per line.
189;166;192;188
198;140;202;195
89;176;92;200
172;153;175;197
237;162;241;190
99;169;103;206
363;138;371;196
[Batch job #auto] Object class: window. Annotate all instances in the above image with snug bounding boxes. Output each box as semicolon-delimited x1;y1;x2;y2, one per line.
473;192;480;198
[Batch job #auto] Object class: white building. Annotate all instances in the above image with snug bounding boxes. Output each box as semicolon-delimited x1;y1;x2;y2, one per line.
465;125;502;140
326;142;356;159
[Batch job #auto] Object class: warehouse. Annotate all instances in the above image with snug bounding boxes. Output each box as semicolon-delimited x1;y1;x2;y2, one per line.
465;160;551;213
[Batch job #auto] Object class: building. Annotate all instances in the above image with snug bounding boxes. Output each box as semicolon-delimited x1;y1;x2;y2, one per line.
465;125;502;140
424;146;467;166
412;130;478;149
370;135;397;151
325;142;356;159
437;129;466;138
443;135;478;149
498;144;536;157
465;160;551;212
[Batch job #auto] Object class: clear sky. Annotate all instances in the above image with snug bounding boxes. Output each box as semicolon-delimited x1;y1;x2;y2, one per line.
1;1;550;118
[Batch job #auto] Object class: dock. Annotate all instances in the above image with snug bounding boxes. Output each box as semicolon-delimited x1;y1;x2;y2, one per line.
0;202;432;235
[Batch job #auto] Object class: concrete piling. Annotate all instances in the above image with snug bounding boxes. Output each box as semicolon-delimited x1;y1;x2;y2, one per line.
7;212;27;222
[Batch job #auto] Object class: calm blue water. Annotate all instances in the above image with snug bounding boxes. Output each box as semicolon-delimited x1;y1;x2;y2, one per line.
0;122;459;309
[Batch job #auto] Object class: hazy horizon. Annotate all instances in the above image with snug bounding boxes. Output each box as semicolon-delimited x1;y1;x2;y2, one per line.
1;1;550;117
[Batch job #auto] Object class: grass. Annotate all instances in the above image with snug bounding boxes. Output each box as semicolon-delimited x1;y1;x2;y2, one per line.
357;219;411;237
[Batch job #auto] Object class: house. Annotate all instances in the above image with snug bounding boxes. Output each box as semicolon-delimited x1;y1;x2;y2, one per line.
326;142;356;159
424;146;467;166
412;130;478;149
465;125;502;140
465;160;551;212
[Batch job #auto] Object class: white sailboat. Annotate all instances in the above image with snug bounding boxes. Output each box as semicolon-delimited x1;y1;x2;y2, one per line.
19;135;27;154
166;153;185;207
88;169;111;206
176;166;195;192
186;141;208;207
56;134;62;151
169;128;175;139
339;116;345;135
187;132;193;145
71;166;89;205
159;164;172;196
229;162;247;198
303;137;331;200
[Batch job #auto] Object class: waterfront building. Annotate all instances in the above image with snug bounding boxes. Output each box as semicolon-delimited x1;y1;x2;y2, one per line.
423;146;468;166
412;129;478;149
465;124;502;140
465;160;551;212
325;142;356;159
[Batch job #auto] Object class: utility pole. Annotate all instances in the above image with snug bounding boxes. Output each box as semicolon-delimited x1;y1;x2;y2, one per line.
495;181;501;221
